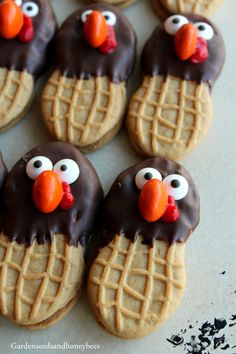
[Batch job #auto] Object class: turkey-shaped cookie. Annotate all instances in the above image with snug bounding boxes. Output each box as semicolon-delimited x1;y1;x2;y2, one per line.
88;158;199;338
41;4;136;153
0;0;56;132
127;14;225;160
0;142;103;329
153;0;224;18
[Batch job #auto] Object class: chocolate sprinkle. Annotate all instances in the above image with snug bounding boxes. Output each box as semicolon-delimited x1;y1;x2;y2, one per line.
167;335;184;346
167;316;236;353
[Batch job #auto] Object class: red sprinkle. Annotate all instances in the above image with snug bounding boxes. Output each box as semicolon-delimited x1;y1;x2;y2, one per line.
60;192;75;210
18;14;34;43
60;182;75;210
61;181;71;194
189;37;208;64
161;196;180;223
99;25;117;54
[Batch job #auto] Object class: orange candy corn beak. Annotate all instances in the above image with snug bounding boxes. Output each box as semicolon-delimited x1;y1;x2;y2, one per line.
175;23;197;61
138;179;168;222
33;171;63;214
84;11;108;48
0;0;23;39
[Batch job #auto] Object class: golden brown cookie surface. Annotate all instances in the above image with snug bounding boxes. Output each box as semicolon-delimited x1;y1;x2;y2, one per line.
126;14;225;159
41;4;136;152
0;0;56;132
88;157;200;338
0;142;103;328
156;0;224;16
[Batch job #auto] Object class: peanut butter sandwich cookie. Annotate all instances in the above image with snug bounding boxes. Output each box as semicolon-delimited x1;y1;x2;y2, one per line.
89;0;138;9
0;0;56;132
88;157;200;338
152;0;224;19
127;14;225;160
41;4;136;153
0;142;103;329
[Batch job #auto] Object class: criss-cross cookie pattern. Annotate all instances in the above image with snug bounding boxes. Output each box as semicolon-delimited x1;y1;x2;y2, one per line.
42;70;126;148
161;0;222;14
127;75;212;157
92;0;137;8
0;69;34;129
0;233;80;324
89;234;185;332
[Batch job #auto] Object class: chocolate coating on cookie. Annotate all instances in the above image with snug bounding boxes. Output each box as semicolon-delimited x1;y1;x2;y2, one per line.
102;158;200;246
2;142;103;249
54;4;136;83
142;15;225;87
0;152;7;192
0;0;56;78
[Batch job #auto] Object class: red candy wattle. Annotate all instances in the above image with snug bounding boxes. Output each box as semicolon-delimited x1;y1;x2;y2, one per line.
161;196;180;223
189;37;208;64
99;26;117;54
18;14;34;43
59;182;75;210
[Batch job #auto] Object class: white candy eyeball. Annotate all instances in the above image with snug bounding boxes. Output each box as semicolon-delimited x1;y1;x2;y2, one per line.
53;159;80;185
22;2;39;17
194;22;214;41
163;174;189;200
135;167;162;190
164;15;189;35
81;10;93;23
14;0;22;7
102;11;117;26
26;156;53;180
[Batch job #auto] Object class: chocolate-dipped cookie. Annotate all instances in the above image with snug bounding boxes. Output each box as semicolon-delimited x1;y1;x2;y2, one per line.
41;4;136;153
88;157;200;338
127;14;225;160
0;0;56;132
0;142;103;329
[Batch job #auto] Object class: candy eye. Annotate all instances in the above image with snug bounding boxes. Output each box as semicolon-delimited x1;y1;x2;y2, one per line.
26;156;53;180
22;2;39;17
102;11;116;26
53;159;80;184
163;174;189;200
164;15;189;35
194;22;214;40
14;0;22;6
81;10;93;23
135;168;162;190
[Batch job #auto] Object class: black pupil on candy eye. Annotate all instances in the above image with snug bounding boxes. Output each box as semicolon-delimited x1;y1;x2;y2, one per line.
34;160;42;168
60;165;67;172
144;172;153;180
172;18;180;24
26;5;33;11
105;15;110;20
171;179;180;188
198;25;206;31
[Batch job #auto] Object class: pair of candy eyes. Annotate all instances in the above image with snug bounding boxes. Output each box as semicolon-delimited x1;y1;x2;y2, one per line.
165;15;214;41
135;167;189;201
81;10;117;26
26;156;80;185
15;0;39;17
